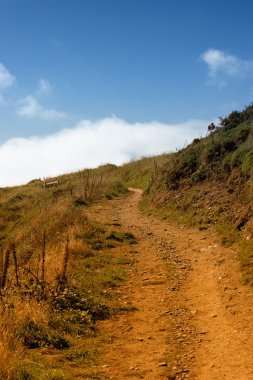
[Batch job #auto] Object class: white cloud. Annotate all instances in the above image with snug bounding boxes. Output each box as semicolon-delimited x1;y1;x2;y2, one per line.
0;63;15;104
201;48;253;86
17;95;66;120
0;116;210;187
0;63;15;89
38;79;53;94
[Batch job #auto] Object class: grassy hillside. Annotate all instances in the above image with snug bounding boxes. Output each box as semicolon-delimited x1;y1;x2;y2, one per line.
112;154;170;190
1;103;253;377
144;103;253;284
0;150;171;378
0;167;135;379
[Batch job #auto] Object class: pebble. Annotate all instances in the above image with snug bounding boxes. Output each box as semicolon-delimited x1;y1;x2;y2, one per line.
157;362;168;367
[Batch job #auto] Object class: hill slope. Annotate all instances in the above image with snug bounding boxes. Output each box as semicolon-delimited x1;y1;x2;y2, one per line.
144;103;253;283
0;103;253;378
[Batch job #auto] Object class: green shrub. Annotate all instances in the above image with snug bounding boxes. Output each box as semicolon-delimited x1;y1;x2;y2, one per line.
50;287;110;321
230;145;251;168
74;198;88;206
241;150;253;178
105;181;128;198
106;231;136;244
16;320;69;349
235;127;250;144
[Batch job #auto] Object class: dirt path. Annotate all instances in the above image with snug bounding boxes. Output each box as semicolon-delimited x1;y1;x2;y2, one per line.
88;189;253;380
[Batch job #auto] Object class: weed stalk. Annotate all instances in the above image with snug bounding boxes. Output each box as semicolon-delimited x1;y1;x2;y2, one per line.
11;243;20;287
41;231;46;294
1;244;11;289
62;235;70;281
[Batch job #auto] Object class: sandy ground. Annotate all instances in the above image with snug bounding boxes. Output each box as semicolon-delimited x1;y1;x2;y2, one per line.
86;189;253;380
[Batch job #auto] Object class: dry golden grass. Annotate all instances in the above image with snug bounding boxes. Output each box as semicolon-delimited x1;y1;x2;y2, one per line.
0;299;44;378
0;160;148;377
0;328;24;379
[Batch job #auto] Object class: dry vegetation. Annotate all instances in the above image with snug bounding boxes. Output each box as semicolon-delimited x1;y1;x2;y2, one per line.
1;103;253;378
0;166;136;379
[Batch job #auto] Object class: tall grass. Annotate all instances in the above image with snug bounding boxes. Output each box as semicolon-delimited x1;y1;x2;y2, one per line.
114;154;170;190
0;166;139;377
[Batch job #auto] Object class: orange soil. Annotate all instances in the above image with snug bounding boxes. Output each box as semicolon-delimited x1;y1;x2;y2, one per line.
85;189;253;380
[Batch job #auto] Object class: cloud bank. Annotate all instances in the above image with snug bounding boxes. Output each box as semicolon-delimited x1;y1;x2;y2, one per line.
201;48;253;87
0;116;209;187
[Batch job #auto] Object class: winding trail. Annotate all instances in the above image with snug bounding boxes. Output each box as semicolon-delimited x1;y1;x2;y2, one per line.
88;189;253;380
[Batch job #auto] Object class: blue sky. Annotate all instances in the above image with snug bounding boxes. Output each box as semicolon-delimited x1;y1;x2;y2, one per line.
0;0;252;185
